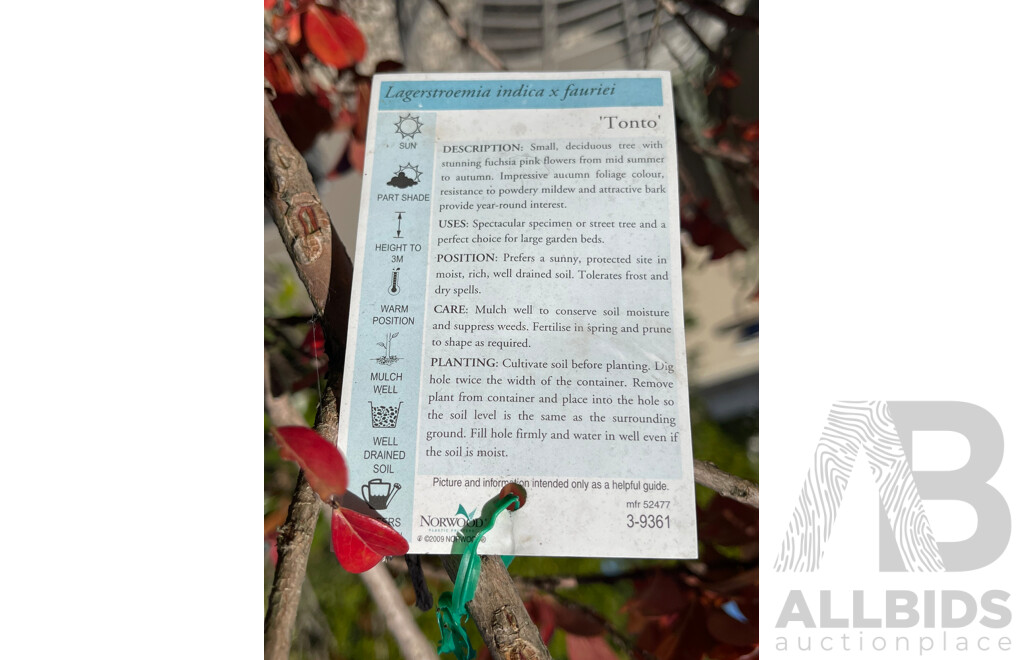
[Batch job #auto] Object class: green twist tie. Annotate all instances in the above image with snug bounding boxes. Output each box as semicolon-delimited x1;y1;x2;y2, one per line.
435;493;520;660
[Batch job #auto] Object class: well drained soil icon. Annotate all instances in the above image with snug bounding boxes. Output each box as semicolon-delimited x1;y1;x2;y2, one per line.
370;401;402;428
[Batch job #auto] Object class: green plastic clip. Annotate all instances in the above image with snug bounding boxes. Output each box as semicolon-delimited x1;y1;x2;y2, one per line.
435;493;520;660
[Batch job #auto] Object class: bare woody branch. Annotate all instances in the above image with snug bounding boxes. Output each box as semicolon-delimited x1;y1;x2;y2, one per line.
266;347;438;659
360;564;440;660
264;89;355;660
657;0;721;66
264;93;353;339
694;458;759;507
265;371;346;660
663;0;759;32
427;0;508;70
441;555;555;660
264;351;323;660
673;75;758;247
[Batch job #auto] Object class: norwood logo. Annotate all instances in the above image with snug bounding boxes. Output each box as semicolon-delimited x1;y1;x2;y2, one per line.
419;504;484;530
775;401;1010;572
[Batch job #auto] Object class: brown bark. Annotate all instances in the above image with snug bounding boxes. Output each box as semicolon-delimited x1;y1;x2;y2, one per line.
264;93;352;341
427;0;508;71
266;351;438;659
264;87;354;659
441;555;554;660
265;472;323;659
694;458;759;507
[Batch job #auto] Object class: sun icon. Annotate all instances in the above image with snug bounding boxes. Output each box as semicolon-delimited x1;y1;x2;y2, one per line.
394;113;423;139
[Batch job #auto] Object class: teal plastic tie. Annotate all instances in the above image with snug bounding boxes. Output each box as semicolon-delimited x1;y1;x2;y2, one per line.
435;493;520;660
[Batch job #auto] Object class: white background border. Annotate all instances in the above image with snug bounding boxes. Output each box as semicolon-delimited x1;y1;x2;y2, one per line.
761;2;1024;658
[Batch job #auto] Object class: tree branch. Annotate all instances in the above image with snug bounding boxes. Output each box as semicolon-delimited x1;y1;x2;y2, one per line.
673;74;758;247
264;350;323;659
643;4;665;70
360;564;440;660
661;0;759;32
267;348;438;659
264;93;353;339
264;368;346;659
427;0;508;70
657;0;721;67
441;555;554;660
264;88;355;660
694;458;758;507
264;468;324;659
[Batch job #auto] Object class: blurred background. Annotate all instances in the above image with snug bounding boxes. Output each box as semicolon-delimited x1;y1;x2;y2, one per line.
265;1;758;657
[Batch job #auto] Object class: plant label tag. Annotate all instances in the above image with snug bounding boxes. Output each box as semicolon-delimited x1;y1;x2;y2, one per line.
338;71;697;558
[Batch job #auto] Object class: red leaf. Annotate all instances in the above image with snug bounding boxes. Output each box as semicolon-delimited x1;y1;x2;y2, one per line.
699;496;759;546
352;76;372;141
707;607;758;646
709;229;745;260
717;69;741;89
680;209;716;247
682;205;746;261
665;600;715;660
284;13;302;45
331;507;409;573
703;123;727;140
272;91;334;153
630;571;688;616
522;597;559;644
300;323;325;356
270;426;348;502
566;634;618;660
708;644;759;660
290;368;327;393
741;121;758;142
551;601;604;637
264;52;295;97
303;6;366;69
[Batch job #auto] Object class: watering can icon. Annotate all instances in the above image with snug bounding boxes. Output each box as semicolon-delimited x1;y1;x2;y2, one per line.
362;479;401;510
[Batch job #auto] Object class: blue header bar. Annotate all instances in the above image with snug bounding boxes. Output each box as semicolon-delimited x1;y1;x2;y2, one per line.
378;78;663;111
